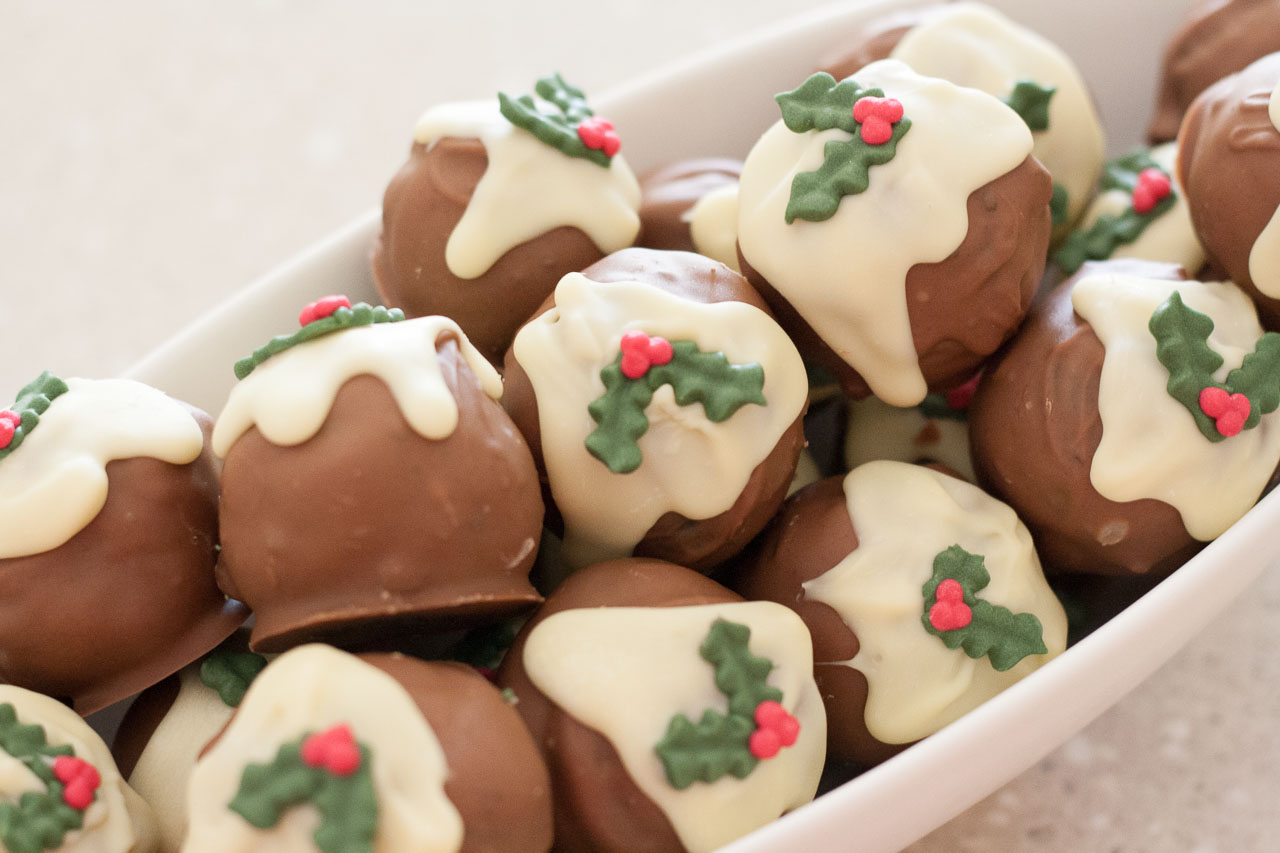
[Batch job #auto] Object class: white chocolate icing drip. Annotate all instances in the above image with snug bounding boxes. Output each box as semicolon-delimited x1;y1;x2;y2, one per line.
683;182;742;272
183;645;462;853
1071;272;1280;539
1247;78;1280;298
0;685;159;852
413;99;641;279
890;1;1104;229
1078;143;1204;272
212;316;501;457
523;602;825;853
737;60;1032;406
802;461;1066;744
512;273;807;570
0;378;204;559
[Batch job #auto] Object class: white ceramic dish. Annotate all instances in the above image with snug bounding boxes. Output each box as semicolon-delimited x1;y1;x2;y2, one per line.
124;1;1280;851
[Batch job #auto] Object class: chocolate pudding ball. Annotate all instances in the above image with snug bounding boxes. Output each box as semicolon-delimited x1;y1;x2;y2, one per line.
184;644;553;853
970;261;1280;576
502;248;807;574
372;73;642;364
737;60;1052;405
732;463;1066;768
497;559;825;853
214;300;544;652
1178;52;1280;327
0;372;246;714
638;157;742;270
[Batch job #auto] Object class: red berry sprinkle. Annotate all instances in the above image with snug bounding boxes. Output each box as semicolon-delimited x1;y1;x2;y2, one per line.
1131;167;1172;215
577;117;621;157
1199;387;1251;437
619;331;674;379
53;756;100;811
301;723;362;777
944;373;981;411
928;578;973;632
750;700;801;759
0;410;19;450
749;727;782;759
852;96;905;146
299;295;352;327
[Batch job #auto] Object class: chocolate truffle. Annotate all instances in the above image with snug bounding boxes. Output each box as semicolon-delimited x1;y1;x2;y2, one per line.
497;559;825;853
637;158;743;270
503;248;808;573
732;462;1067;768
0;685;160;852
214;300;544;652
1149;0;1280;143
183;644;553;853
819;1;1105;235
970;261;1280;576
1178;52;1280;327
737;60;1052;405
0;372;246;714
372;73;642;364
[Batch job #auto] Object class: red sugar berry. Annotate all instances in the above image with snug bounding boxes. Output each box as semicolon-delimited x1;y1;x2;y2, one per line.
929;578;973;632
944;374;981;411
749;727;782;759
301;724;362;776
299;295;352;327
620;330;668;379
53;756;100;810
852;96;905;146
1199;387;1250;437
577;117;621;157
647;336;673;367
1132;167;1172;215
0;410;17;450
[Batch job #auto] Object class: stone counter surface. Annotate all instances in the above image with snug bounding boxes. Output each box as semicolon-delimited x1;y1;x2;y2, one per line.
3;2;1276;851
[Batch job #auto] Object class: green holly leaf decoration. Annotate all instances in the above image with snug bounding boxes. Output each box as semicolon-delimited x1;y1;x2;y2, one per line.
1002;80;1056;132
585;339;766;475
701;619;783;719
0;703;93;853
498;73;612;167
0;372;69;464
1149;291;1280;441
775;73;911;224
234;303;404;380
921;546;1047;672
1050;183;1069;227
200;648;269;708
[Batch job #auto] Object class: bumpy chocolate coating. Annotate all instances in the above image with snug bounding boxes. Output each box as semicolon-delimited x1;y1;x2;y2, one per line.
217;336;544;652
372;136;607;364
502;248;806;573
968;261;1204;577
497;559;743;853
637;158;741;254
1178;52;1280;327
0;409;245;715
1150;0;1280;142
739;156;1052;399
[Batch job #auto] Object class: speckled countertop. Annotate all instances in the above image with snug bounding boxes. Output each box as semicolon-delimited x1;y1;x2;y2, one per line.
3;2;1278;851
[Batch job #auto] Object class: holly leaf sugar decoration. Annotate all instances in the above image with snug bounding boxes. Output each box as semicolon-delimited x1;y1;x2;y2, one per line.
1149;291;1280;440
0;372;69;464
200;648;269;708
655;710;756;790
921;546;1047;672
229;724;378;853
701;619;782;719
1001;80;1056;132
585;334;767;474
233;296;404;380
1050;183;1069;227
498;73;618;167
776;72;911;224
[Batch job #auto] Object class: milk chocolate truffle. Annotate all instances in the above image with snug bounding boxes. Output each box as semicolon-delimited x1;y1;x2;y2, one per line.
214;299;543;652
183;644;553;853
497;559;825;853
732;462;1067;768
503;248;808;573
1149;0;1280;142
970;261;1280;576
0;372;246;714
637;158;742;270
372;73;642;364
1178;52;1280;327
0;685;160;852
737;60;1052;406
820;1;1104;235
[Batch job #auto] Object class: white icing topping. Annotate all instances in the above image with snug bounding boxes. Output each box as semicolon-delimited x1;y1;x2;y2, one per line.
683;182;742;272
511;272;807;570
738;60;1032;406
1071;272;1280;539
212;316;501;457
1247;78;1280;298
843;396;976;482
1079;143;1205;272
183;645;462;853
890;1;1105;229
802;462;1066;745
523;602;825;853
0;378;204;559
0;684;159;852
413;99;641;279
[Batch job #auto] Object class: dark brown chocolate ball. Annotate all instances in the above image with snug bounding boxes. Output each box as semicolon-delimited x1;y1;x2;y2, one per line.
637;158;741;254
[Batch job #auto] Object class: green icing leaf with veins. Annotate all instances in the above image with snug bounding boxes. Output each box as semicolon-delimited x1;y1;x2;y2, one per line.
775;72;865;134
0;703;87;853
1001;80;1056;132
0;372;69;464
234;303;404;380
200;648;269;708
498;73;610;167
585;340;766;475
921;546;1048;672
701;619;782;719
